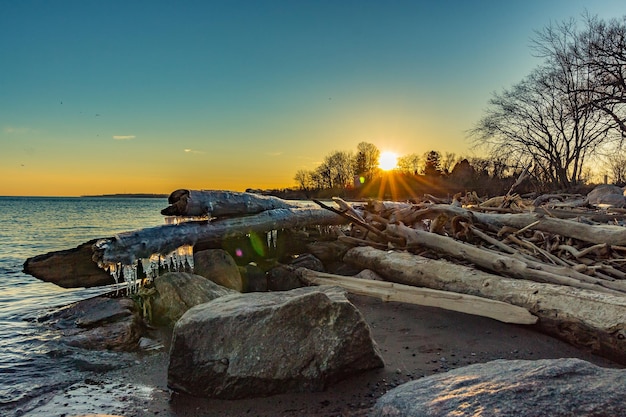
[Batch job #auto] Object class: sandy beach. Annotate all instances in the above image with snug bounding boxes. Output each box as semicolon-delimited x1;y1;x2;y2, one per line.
24;293;621;417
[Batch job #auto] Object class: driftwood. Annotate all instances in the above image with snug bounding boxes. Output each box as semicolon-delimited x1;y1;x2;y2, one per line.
94;207;347;266
386;223;626;295
23;239;115;288
161;189;302;217
24;190;346;287
298;268;537;324
343;246;626;364
424;204;626;246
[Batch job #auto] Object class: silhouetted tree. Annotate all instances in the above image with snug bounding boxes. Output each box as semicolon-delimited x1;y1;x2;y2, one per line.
571;14;626;135
440;152;459;175
471;15;626;189
326;150;355;188
449;159;476;187
294;169;314;190
396;153;421;174
354;142;381;181
605;146;626;184
423;150;442;176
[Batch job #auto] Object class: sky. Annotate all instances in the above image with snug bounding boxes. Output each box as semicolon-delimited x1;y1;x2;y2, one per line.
1;0;624;196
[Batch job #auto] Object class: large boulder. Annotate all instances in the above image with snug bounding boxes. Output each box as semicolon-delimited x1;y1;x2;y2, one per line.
168;286;384;399
151;272;235;326
586;184;626;207
193;249;243;291
40;296;142;351
371;358;626;417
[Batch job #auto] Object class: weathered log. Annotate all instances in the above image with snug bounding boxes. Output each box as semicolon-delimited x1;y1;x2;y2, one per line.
161;189;301;217
23;239;115;288
95;207;348;266
344;246;626;364
298;269;537;324
25;195;348;288
386;223;626;295
427;204;626;245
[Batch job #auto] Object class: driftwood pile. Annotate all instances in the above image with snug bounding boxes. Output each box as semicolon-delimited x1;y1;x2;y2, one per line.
303;188;626;364
23;187;626;365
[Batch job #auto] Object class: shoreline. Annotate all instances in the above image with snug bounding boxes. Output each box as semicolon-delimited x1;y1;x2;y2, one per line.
22;294;623;417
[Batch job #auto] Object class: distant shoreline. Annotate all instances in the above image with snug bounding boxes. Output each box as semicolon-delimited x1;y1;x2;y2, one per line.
80;193;168;199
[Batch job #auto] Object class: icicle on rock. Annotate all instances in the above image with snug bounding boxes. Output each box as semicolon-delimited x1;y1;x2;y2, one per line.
103;244;195;294
123;264;138;294
164;215;210;225
266;229;278;249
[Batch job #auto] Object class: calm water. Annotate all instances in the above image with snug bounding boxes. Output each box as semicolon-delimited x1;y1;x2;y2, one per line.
0;196;168;415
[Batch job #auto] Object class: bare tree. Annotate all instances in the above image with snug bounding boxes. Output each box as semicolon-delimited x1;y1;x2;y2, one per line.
396;153;421;174
317;150;355;189
294;169;314;190
575;15;626;135
354;142;381;181
471;58;614;188
604;146;626;184
440;152;459;175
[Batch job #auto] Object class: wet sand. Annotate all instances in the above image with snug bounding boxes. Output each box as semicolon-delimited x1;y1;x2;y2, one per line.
27;294;622;417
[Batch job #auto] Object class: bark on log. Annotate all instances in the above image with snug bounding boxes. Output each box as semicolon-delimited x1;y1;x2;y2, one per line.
161;189;301;217
386;223;626;295
344;246;626;364
298;269;537;324
428;204;626;245
96;207;348;265
23;239;116;288
25;201;348;288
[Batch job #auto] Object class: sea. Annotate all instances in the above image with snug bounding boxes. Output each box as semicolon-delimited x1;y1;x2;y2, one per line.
0;196;169;416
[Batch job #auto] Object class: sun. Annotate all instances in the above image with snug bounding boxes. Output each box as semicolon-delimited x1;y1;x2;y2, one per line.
379;151;398;171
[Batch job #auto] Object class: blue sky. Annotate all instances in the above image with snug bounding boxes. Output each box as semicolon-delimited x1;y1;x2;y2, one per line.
1;0;624;195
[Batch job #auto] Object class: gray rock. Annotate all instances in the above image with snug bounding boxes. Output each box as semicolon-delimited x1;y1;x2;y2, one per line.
41;296;142;351
168;285;384;399
240;264;267;292
267;265;304;291
354;269;384;281
586;184;626;207
193;249;243;291
151;272;235;326
372;358;626;417
289;253;325;272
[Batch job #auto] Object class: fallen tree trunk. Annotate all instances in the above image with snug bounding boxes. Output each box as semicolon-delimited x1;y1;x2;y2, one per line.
386;223;626;295
25;206;349;287
161;189;303;217
428;204;626;246
298;269;537;324
343;246;626;364
23;239;115;288
96;207;347;265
